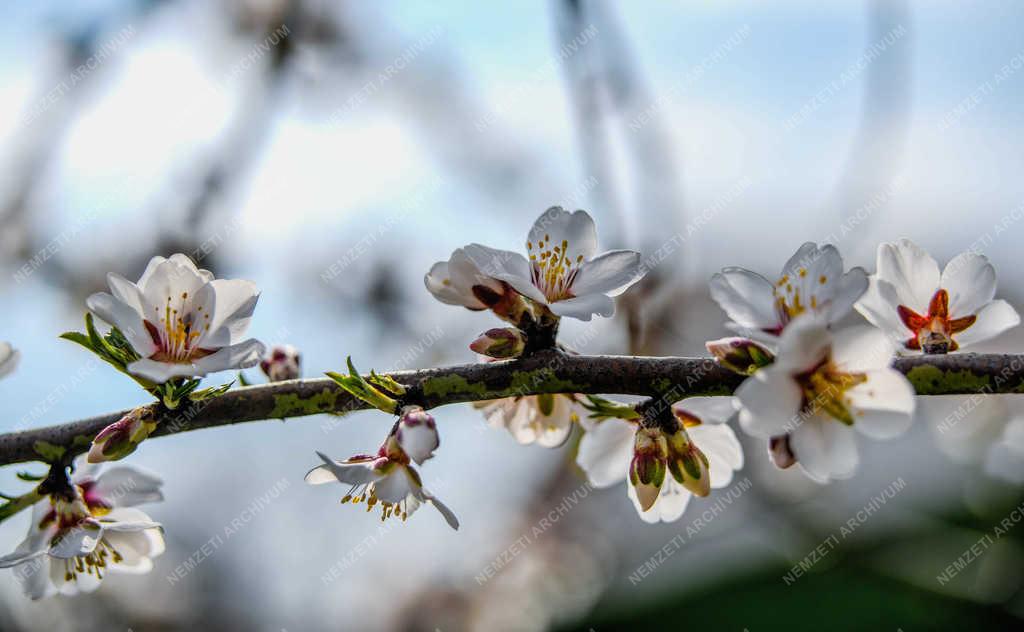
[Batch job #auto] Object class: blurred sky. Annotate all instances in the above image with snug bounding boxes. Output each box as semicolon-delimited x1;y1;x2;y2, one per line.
0;1;1023;630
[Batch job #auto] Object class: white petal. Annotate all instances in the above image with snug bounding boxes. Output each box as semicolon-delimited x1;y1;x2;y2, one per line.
773;314;831;373
942;252;997;318
548;293;615;321
528;207;597;262
846;368;916;439
954;300;1020;348
831;326;896;373
790;416;859;483
307;452;381;486
875;239;940;313
195;279;260;348
0;342;19;379
191;339;266;375
827;267;869;324
571;250;645;297
93;465;164;507
423;490;460;530
735;369;804;438
688;423;744;488
855;278;911;347
100;507;161;532
709;268;780;331
373;467;417;504
985;442;1024;484
86;292;157;358
462;244;543;303
674;396;737;424
14;556;54;600
576;418;635;488
424;254;491;310
138;255;214;315
0;533;49;568
49;522;102;559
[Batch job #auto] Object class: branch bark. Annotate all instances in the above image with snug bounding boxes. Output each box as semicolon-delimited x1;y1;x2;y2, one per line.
1;351;1022;467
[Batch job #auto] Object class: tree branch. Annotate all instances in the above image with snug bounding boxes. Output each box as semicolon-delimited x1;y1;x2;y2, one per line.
1;351;1022;467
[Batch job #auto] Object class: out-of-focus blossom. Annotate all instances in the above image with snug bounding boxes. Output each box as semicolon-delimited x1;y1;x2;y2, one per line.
576;397;743;523
305;432;457;530
855;239;1020;353
449;207;645;321
985;417;1024;484
0;341;18;379
710;242;867;340
260;344;301;381
0;461;164;600
86;254;265;383
735;315;915;483
475;394;585;448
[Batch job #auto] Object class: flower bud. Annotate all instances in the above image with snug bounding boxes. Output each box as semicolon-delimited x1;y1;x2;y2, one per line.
469;328;527;359
260;344;301;382
706;337;775;375
395;406;440;465
666;428;711;497
630;428;668;511
87;406;157;463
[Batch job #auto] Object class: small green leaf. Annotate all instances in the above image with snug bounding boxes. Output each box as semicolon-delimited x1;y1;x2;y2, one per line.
15;471;45;482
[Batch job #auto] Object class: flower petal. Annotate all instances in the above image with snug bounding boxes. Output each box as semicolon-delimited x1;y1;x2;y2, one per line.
462;244;543;304
307;452;381;486
191;338;266;375
547;293;615;321
195;279;260;348
688;423;744;488
709;268;779;332
86;292;157;358
373;467;417;504
92;465;164;507
875;239;940;313
423;490;460;530
954;299;1020;348
831;326;896;373
773;313;831;373
790;416;859;483
571;250;645;298
527;207;597;263
736;368;804;438
674;396;737;425
576;418;635;488
854;277;910;345
827;267;869;324
48;522;102;559
846;368;915;439
941;252;997;318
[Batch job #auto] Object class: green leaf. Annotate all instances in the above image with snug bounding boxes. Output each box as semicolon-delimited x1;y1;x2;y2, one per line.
15;471;45;482
59;331;95;352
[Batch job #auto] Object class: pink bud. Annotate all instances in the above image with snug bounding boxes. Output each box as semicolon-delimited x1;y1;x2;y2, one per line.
469;328;527;359
395;406;440;465
260;344;301;382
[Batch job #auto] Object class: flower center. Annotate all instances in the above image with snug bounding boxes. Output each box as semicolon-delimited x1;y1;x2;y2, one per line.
795;359;867;425
528;234;584;302
144;292;213;363
897;289;976;353
774;268;829;327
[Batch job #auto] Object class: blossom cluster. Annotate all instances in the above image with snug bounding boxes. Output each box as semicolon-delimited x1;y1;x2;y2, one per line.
0;207;1019;602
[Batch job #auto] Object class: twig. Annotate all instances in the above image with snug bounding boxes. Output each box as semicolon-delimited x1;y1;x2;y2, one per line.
0;351;1021;467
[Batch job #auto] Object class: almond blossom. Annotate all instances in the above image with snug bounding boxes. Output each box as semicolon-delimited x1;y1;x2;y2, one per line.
429;207;645;322
734;315;915;483
576;397;743;523
855;239;1020;353
709;242;868;339
0;461;165;600
475;393;586;448
305;408;458;529
0;341;18;379
86;254;266;384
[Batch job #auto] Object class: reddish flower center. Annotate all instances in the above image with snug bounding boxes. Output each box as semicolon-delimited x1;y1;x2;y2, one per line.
897;289;976;353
